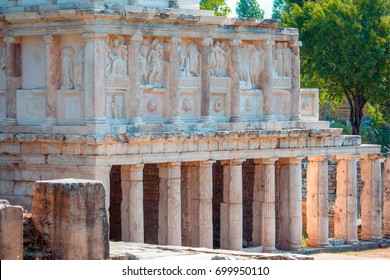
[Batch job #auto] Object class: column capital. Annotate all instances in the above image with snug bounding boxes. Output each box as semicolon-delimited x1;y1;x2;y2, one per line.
264;39;274;48
4;35;18;44
131;31;143;42
221;159;245;166
201;37;213;47
82;32;108;41
254;158;278;165
198;160;216;167
336;154;359;161
360;153;381;160
43;35;55;44
280;156;304;164
170;36;181;45
308;156;328;162
231;38;242;47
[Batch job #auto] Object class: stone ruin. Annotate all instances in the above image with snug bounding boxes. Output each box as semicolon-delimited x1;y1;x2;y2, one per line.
0;0;389;259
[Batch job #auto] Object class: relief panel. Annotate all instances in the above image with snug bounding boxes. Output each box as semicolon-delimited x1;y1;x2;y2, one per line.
240;90;263;120
106;91;125;124
16;90;46;125
57;90;83;125
272;90;291;121
211;92;229;120
141;88;166;123
179;91;199;121
301;88;319;121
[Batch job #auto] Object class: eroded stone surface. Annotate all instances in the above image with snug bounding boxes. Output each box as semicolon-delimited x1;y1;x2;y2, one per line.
0;199;23;260
32;179;109;260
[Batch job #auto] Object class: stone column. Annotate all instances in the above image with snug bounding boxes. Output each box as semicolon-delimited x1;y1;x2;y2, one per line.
253;158;277;252
190;160;214;248
306;156;330;247
384;157;390;238
230;38;242;123
169;36;182;124
334;155;359;244
82;33;107;125
290;41;302;121
220;159;244;251
128;32;143;124
200;37;213;123
158;162;181;246
121;164;144;243
360;154;382;241
263;39;274;121
4;35;21;126
43;35;60;125
279;157;303;250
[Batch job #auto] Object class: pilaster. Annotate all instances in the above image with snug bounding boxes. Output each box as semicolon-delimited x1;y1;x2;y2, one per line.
168;36;182;124
128;32;143;124
200;37;213;123
82;32;108;125
290;41;302;121
230;38;242;123
263;39;274;121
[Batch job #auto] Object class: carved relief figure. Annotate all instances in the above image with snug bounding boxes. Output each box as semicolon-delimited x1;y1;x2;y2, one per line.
274;42;283;77
61;46;75;89
74;46;84;90
282;42;291;77
187;42;199;77
249;45;261;86
106;35;128;76
239;45;251;85
110;95;121;119
140;39;150;85
0;45;6;90
179;44;189;77
213;42;227;77
147;40;164;86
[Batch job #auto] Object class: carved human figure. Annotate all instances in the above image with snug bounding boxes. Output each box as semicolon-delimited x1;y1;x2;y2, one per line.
239;45;251;84
187;42;199;77
107;35;128;76
147;40;164;86
282;42;291;77
110;95;121;119
0;45;6;90
179;44;189;77
61;46;74;89
215;42;226;77
74;46;84;90
140;39;150;85
274;42;283;77
249;45;261;86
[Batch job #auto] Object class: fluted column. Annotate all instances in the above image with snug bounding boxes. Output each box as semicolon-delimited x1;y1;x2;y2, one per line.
158;162;181;246
190;160;215;248
220;159;244;250
334;155;359;244
307;156;330;247
360;154;382;241
384;157;390;238
290;41;302;121
200;37;213;123
263;39;274;121
253;158;277;252
230;38;242;123
43;35;60;125
121;164;144;243
169;36;182;124
82;33;107;125
4;35;21;126
128;32;143;124
279;157;303;250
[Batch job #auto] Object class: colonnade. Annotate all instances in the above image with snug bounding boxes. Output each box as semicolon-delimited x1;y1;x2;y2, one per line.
118;154;382;251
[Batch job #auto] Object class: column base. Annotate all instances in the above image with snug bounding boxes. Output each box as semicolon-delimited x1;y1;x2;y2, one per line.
346;240;360;245
229;116;241;123
43;117;57;125
84;117;108;125
200;115;212;123
169;116;182;124
307;241;331;248
262;246;276;253
129;117;143;125
291;115;302;121
3;118;17;126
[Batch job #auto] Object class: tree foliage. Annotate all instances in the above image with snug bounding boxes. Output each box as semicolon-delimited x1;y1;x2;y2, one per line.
200;0;232;17
282;0;390;135
236;0;264;19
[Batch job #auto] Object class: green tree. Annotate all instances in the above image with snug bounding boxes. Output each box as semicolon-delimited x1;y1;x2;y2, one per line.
200;0;232;17
236;0;264;19
272;1;310;20
282;0;390;135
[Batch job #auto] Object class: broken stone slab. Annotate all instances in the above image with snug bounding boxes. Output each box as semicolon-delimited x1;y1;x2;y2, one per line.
0;200;24;260
32;179;109;260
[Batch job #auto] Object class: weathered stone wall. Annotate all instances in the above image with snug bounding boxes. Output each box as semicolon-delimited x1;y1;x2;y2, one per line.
32;179;109;260
0;199;23;260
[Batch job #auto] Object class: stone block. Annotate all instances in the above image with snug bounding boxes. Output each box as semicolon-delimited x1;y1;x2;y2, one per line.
0;200;23;260
32;179;109;260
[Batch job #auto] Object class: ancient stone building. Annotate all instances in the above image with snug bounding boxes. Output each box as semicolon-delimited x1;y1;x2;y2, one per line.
0;0;383;252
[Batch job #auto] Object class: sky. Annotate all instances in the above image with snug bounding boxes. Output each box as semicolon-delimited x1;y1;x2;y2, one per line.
226;0;274;18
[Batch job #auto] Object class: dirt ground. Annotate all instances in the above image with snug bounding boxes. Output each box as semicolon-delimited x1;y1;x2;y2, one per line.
312;248;390;260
